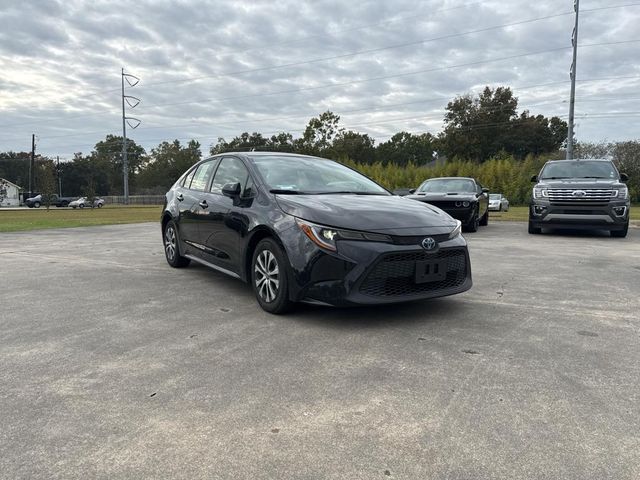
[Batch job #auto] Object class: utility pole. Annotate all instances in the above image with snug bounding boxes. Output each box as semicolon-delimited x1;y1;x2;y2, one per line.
29;134;35;197
566;0;579;160
57;156;62;196
121;68;141;205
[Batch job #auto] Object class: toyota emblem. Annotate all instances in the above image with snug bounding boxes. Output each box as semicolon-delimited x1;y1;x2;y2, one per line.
422;237;437;251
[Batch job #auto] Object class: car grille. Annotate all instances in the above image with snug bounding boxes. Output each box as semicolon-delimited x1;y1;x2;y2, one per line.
548;189;613;205
359;248;467;297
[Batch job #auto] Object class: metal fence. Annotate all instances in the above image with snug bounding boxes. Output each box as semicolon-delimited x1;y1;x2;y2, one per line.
103;195;165;205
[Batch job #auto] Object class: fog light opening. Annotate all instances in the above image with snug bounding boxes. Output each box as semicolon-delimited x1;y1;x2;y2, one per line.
533;205;547;215
613;206;627;217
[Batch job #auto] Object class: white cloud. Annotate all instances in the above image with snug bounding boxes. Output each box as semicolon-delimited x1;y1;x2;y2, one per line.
1;0;639;158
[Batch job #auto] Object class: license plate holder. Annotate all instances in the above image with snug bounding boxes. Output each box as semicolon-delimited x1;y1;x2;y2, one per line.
415;260;447;283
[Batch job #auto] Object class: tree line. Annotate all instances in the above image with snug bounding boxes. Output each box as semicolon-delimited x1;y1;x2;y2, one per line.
1;86;638;202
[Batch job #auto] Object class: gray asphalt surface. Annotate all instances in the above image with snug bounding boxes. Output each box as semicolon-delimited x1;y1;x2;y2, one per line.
1;222;639;479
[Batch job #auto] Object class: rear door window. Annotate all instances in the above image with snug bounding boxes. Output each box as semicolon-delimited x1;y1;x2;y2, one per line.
189;160;216;191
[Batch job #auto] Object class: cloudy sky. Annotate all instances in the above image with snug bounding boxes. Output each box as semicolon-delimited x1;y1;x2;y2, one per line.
1;0;639;159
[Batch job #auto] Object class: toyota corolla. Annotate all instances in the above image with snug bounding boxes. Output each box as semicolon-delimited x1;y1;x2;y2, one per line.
161;152;472;314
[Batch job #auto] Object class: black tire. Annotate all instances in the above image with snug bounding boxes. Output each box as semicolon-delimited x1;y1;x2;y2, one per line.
252;238;293;314
72;206;77;209
498;205;502;212
61;201;69;207
465;208;479;232
163;220;191;268
97;203;103;208
528;220;542;234
479;208;489;226
79;203;85;209
34;201;41;208
611;222;629;238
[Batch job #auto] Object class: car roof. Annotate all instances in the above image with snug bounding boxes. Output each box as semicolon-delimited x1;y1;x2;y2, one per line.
208;151;330;161
546;158;612;163
425;177;475;181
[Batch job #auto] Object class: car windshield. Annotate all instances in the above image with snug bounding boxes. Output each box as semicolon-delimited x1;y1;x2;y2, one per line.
489;194;501;200
540;161;618;179
251;155;389;195
417;178;477;193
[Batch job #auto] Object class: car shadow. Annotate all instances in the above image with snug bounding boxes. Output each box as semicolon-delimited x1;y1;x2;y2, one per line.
540;228;614;238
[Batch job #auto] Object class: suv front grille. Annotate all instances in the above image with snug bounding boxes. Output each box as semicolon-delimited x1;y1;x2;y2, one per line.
548;189;613;204
360;249;467;297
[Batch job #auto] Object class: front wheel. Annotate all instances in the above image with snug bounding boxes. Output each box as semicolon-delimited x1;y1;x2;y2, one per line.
465;208;479;232
611;222;629;238
79;203;85;209
252;238;293;314
97;203;103;208
479;208;489;226
528;220;541;234
34;201;41;208
163;220;190;268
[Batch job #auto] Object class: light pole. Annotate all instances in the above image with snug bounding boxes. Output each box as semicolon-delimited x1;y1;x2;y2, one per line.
566;0;579;159
121;69;141;204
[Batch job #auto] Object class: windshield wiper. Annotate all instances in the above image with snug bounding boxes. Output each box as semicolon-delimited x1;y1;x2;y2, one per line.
269;189;306;194
313;191;387;195
541;176;570;180
578;176;608;179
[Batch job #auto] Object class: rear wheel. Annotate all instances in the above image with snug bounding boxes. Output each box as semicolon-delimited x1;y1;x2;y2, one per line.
97;203;103;208
611;222;629;238
79;203;85;209
163;220;190;267
252;238;293;314
34;201;41;208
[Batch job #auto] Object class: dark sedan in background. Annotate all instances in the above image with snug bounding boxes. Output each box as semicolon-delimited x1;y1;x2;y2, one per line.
405;177;490;232
162;152;472;314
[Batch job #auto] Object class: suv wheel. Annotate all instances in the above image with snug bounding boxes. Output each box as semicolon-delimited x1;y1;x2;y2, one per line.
163;220;190;267
252;238;293;314
34;201;41;208
611;222;629;238
528;220;541;234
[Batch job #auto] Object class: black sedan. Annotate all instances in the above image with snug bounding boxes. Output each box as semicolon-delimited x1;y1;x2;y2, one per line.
161;153;472;314
405;177;490;232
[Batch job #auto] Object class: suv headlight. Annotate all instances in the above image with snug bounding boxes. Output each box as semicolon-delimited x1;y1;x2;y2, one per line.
533;187;548;199
296;219;392;251
612;186;628;199
448;220;462;239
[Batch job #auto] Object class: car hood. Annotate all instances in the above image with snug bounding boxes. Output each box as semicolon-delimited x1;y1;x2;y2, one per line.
537;178;624;189
405;192;478;202
275;194;457;235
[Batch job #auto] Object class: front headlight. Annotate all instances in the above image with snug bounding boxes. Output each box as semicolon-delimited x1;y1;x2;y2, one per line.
448;220;462;239
296;219;392;251
612;186;628;199
533;187;548;199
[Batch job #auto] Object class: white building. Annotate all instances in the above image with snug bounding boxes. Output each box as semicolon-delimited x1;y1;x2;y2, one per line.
0;179;21;207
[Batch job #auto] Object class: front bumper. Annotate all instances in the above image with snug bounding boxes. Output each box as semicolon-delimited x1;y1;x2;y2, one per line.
529;199;630;230
282;232;472;306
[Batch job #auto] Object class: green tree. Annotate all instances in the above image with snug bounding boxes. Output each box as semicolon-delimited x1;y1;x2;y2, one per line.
376;132;435;166
138;139;201;193
297;111;343;155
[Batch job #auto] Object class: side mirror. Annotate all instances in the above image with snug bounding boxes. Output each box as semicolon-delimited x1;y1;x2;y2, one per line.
620;173;629;182
409;188;416;194
531;175;538;183
482;188;490;194
222;182;241;198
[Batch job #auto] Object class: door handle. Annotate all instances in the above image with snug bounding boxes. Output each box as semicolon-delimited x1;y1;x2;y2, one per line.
176;193;184;201
199;200;208;209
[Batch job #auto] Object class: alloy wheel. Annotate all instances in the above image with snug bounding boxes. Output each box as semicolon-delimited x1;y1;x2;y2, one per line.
164;225;176;262
254;250;280;303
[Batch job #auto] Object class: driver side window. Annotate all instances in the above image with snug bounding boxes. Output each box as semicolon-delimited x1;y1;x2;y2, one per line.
210;157;250;195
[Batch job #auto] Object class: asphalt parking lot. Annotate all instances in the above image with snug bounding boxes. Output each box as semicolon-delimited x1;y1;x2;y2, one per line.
1;222;639;479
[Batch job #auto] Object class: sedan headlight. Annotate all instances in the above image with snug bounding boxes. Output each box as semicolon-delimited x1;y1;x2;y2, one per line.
533;187;548;199
448;220;462;239
612;186;628;199
296;219;392;251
